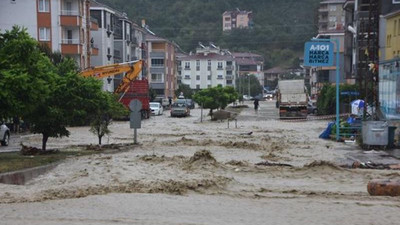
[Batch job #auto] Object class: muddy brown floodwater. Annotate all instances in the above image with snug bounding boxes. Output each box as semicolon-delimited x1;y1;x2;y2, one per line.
0;101;399;225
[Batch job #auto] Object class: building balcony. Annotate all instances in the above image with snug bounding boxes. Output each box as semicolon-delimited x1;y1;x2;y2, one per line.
91;44;99;56
60;15;82;27
90;19;99;31
61;39;81;55
318;8;329;13
226;75;233;80
226;65;234;70
319;19;328;23
150;52;165;58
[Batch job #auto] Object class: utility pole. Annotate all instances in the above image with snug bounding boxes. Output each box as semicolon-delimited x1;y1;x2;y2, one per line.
247;74;250;97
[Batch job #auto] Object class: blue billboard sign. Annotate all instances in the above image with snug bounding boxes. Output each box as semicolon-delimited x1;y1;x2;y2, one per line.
304;41;334;67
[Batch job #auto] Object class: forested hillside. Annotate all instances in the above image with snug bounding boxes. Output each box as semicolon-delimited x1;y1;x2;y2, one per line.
97;0;321;68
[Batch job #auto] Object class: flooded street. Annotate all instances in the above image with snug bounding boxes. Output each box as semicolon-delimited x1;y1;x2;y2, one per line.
1;100;399;225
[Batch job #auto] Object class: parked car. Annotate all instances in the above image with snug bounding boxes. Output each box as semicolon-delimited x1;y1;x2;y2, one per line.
171;102;190;117
150;102;164;115
185;99;195;109
308;102;318;114
0;123;10;146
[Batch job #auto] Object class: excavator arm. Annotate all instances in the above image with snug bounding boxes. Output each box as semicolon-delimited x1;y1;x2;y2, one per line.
114;60;143;93
80;60;143;94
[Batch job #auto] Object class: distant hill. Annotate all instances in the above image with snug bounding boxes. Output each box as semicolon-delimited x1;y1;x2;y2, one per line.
96;0;321;68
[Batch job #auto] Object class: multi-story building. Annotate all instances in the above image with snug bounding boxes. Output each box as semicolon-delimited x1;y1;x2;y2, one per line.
177;44;236;90
319;0;346;33
0;0;92;69
90;1;145;92
222;9;253;31
379;0;400;120
310;0;347;97
145;34;176;99
232;52;264;88
383;11;400;60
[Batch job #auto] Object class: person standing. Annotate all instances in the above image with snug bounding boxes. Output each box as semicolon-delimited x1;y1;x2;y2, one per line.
254;99;259;111
13;116;20;133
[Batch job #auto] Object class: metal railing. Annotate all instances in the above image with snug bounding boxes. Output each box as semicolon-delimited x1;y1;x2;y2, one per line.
61;39;79;44
60;10;79;16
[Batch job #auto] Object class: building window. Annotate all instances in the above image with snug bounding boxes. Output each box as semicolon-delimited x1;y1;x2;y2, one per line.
227;71;232;75
151;73;163;82
196;75;200;80
207;75;211;80
39;27;50;41
329;5;336;11
217;62;223;70
217;75;223;79
207;60;211;71
196;85;200;89
184;75;190;79
398;19;400;35
38;0;50;12
185;62;190;70
196;60;200;71
227;80;233;85
151;58;164;67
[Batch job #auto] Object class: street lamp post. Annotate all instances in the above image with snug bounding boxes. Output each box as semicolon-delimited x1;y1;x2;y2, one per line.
247;75;250;97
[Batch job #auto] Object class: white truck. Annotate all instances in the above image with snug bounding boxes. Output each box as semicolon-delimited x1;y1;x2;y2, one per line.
276;80;308;119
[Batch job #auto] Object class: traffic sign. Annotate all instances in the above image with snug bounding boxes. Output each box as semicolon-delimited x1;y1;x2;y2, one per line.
129;99;142;112
304;41;334;67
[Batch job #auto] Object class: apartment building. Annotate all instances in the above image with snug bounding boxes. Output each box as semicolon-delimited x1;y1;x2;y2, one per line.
145;34;176;99
309;0;347;96
222;9;253;31
0;0;92;69
379;0;400;120
319;0;346;33
90;1;145;92
232;52;264;88
177;44;236;90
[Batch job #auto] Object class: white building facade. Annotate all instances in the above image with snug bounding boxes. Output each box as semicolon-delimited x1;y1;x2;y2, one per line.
177;45;236;90
0;0;92;69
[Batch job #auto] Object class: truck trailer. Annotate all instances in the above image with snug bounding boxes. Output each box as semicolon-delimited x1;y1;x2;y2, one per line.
276;80;308;119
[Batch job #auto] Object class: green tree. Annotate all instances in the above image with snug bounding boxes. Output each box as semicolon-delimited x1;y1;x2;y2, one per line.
90;92;128;145
149;87;157;101
0;26;54;119
175;83;194;99
27;70;106;150
193;85;238;118
235;74;262;97
317;83;359;115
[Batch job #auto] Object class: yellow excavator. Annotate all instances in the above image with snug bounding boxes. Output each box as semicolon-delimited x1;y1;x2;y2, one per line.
80;60;143;94
80;60;151;118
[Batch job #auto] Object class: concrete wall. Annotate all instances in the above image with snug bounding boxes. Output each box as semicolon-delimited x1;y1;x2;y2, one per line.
0;0;37;38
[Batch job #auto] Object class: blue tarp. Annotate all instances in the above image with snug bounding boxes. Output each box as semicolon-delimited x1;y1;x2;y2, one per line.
319;122;334;139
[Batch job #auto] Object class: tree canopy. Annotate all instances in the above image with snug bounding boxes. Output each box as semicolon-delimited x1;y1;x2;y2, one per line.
193;85;238;114
1;26;124;150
